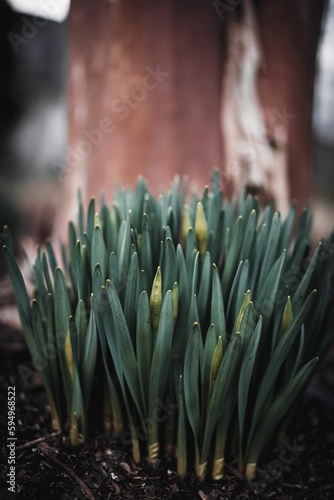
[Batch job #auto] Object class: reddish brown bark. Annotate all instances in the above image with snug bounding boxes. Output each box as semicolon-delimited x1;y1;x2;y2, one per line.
256;0;327;209
56;0;326;233
65;0;224;205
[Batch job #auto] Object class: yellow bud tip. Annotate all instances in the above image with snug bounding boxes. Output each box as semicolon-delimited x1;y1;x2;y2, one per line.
195;202;208;255
182;205;193;243
150;266;162;331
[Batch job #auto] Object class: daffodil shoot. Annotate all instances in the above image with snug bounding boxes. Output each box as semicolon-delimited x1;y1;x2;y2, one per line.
4;171;334;481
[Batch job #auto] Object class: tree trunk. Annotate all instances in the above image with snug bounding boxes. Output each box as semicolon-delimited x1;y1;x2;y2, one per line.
55;0;327;234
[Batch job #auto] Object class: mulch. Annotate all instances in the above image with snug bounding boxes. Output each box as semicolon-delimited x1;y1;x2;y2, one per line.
1;325;334;500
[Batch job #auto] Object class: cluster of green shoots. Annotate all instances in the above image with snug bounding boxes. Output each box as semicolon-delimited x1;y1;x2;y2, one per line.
4;171;334;481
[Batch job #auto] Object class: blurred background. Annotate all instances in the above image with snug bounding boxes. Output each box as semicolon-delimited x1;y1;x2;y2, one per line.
313;0;334;235
0;0;68;248
0;0;333;258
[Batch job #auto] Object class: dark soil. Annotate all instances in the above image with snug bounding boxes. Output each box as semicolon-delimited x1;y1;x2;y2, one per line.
1;325;334;500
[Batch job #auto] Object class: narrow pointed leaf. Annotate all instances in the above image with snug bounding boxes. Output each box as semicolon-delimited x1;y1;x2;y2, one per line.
247;290;316;451
105;279;144;420
246;357;318;473
136;291;152;413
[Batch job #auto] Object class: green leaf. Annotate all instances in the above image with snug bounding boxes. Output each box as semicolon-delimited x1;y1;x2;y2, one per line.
291;206;312;262
133;176;148;230
187;292;200;341
250;223;268;292
185;229;197;276
42;251;53;294
239;209;257;262
257;212;281;290
211;264;226;349
176;244;190;313
54;267;73;408
221;216;244;298
69;316;80;370
200;333;241;470
293;242;321;311
184;323;201;460
235;260;250;320
246;357;318;474
247;290;316;453
148;290;174;416
140;269;149;294
209;335;223;396
91;225;107;282
124;252;140;342
177;375;187;477
45;293;61;413
80;243;88;300
74;299;87;355
31;300;48;372
68;221;77;268
279;202;296;253
3;245;32;327
86;197;96;242
207;190;222;237
162;237;177;295
136;291;152;413
261;202;274;228
105;279;143;419
101;203;114;254
81;295;98;414
77;189;85;242
208;208;224;264
226;260;245;326
70;366;85;444
148;290;174;453
255;250;286;328
46;239;58;275
3;246;35;352
93;286;124;433
140;213;153;285
197;251;212;326
202;324;217;417
109;251;121;293
238;316;262;460
191;251;200;297
118;211;132;300
92;264;103;308
234;291;252;336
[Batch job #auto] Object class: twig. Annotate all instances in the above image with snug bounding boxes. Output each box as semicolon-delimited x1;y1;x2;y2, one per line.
16;431;61;451
38;442;95;500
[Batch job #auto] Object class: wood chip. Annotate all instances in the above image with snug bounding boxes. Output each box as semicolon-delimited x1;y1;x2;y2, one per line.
120;461;135;474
